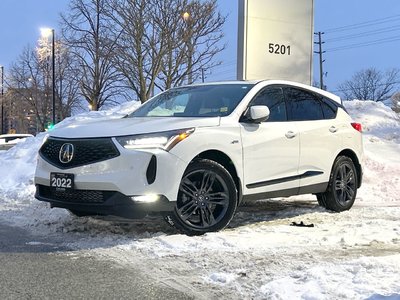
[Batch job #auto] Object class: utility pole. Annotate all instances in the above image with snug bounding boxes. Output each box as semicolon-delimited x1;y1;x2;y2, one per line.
314;31;325;90
1;66;4;134
201;68;205;83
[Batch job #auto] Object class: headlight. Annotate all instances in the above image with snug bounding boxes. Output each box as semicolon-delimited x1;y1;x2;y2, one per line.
116;128;195;151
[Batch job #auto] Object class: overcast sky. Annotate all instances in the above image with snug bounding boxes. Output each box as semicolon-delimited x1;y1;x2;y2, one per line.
0;0;399;92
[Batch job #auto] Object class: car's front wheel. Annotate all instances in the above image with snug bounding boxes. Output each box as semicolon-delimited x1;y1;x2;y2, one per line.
317;156;358;212
166;159;238;235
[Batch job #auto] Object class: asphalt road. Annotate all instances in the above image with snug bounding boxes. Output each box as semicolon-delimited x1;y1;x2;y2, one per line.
0;222;193;300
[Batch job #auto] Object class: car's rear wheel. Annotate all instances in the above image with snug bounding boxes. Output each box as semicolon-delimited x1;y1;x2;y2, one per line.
166;159;238;235
317;156;358;212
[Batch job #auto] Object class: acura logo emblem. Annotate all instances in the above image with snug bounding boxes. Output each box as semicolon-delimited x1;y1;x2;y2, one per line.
59;143;74;164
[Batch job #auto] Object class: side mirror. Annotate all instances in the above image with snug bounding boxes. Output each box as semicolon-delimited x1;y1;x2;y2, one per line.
245;105;270;123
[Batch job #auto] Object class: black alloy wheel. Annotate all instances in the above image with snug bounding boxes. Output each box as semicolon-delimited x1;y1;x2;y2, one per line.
317;156;358;212
168;159;237;235
334;162;356;206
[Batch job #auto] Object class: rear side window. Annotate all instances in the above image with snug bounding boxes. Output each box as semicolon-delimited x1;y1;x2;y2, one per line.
321;97;338;119
250;87;287;122
285;88;323;121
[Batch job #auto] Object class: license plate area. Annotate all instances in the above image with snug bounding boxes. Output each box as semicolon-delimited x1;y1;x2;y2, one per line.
50;173;74;191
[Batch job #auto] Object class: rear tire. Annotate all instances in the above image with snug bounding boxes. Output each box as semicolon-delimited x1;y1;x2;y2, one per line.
317;156;358;212
165;159;238;236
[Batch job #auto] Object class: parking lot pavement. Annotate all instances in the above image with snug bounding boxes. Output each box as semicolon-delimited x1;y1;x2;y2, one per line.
0;222;194;300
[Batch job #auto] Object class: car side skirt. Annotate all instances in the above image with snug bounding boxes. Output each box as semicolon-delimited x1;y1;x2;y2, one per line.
246;171;324;189
242;182;328;202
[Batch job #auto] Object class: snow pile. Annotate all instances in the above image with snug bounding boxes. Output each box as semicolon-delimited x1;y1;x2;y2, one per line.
259;255;400;299
0;99;399;299
0;135;42;201
345;100;400;206
346;100;400;143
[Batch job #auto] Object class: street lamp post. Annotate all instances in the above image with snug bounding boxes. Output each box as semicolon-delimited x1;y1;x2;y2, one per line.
41;28;56;126
182;12;193;84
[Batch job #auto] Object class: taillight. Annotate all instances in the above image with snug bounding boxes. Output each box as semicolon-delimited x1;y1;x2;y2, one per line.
351;122;362;132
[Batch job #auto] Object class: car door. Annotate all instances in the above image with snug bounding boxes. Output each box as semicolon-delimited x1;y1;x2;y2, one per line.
284;87;342;189
240;86;300;196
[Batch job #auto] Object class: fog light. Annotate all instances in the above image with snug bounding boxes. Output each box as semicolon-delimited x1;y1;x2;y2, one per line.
131;194;160;203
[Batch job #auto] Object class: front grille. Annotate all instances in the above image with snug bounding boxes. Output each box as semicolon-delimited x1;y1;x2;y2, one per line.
40;137;120;169
37;185;115;203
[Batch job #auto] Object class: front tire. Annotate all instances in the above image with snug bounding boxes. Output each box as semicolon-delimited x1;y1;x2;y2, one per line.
317;156;358;212
167;159;238;235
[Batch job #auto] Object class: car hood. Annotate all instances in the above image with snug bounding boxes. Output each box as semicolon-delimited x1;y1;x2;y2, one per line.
50;117;221;139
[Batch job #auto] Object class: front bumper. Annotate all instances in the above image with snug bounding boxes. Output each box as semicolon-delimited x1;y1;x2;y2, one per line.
34;139;188;218
35;184;174;218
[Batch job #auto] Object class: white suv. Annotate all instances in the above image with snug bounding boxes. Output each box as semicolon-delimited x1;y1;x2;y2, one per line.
35;80;363;235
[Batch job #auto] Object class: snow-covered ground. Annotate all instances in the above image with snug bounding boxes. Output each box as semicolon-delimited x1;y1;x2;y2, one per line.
0;100;399;299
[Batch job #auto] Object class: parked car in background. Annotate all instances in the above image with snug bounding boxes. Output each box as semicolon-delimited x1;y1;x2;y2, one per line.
0;134;34;151
34;80;363;235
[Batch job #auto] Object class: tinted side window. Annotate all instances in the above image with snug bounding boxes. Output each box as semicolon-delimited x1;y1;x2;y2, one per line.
286;88;323;121
251;87;287;122
321;97;338;119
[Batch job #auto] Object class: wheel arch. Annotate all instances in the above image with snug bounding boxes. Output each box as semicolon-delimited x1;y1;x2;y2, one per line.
336;149;362;188
191;150;243;205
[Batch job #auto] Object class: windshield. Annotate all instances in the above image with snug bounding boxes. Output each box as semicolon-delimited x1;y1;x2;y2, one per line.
128;84;254;118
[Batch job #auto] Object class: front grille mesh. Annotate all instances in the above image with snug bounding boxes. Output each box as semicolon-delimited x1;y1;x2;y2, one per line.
40;137;120;169
37;185;114;203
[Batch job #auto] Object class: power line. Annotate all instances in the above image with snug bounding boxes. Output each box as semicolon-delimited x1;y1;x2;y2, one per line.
323;14;400;33
211;61;236;70
326;35;400;52
316;14;400;90
319;14;400;54
325;25;400;43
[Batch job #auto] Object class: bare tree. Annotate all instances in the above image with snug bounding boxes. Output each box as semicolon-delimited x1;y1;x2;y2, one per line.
109;0;226;103
157;0;225;90
338;67;400;102
7;46;53;131
56;41;83;118
61;0;122;110
39;35;82;120
7;37;82;131
108;0;160;103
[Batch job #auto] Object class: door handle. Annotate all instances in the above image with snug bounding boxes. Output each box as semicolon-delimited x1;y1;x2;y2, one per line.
329;126;338;133
285;131;297;139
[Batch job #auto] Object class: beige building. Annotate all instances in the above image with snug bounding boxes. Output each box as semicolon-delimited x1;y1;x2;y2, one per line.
1;88;50;135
